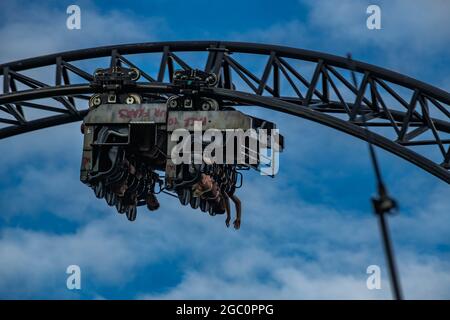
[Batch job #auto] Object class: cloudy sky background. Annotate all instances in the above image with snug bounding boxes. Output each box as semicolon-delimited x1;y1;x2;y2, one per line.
0;0;449;299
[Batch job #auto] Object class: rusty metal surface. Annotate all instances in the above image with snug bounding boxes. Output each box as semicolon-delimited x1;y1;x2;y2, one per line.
84;103;167;124
167;110;253;131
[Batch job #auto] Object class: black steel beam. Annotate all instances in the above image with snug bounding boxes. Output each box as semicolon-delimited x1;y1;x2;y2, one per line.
1;41;448;105
0;41;449;183
204;88;450;183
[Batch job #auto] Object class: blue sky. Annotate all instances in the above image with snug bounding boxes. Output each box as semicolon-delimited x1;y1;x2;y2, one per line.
0;0;449;299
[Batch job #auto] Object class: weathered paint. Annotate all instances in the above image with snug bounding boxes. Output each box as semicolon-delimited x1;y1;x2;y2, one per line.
80;125;94;182
167;111;253;131
84;103;167;124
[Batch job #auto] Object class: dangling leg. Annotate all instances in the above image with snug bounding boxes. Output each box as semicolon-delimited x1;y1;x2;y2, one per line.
146;192;160;211
223;192;231;227
230;193;241;229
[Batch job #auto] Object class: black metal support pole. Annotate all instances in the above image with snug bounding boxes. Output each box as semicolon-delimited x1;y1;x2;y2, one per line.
368;137;403;300
367;109;404;301
366;99;403;300
376;208;403;300
369;139;403;300
346;53;403;300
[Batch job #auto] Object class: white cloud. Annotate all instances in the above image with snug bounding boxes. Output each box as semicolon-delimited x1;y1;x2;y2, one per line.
310;0;450;51
140;248;450;300
0;1;167;62
0;0;449;300
230;0;450;89
0;168;449;299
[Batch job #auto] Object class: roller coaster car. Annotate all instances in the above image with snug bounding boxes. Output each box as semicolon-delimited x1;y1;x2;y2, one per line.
80;67;284;229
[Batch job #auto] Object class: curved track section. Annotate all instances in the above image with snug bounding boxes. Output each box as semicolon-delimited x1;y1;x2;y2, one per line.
0;41;449;182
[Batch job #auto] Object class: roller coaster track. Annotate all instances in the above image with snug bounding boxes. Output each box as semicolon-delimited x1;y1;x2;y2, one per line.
0;41;449;182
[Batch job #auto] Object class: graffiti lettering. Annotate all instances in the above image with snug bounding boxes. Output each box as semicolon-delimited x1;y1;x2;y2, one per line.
154;108;166;118
168;117;179;126
118;108;150;119
184;117;207;127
